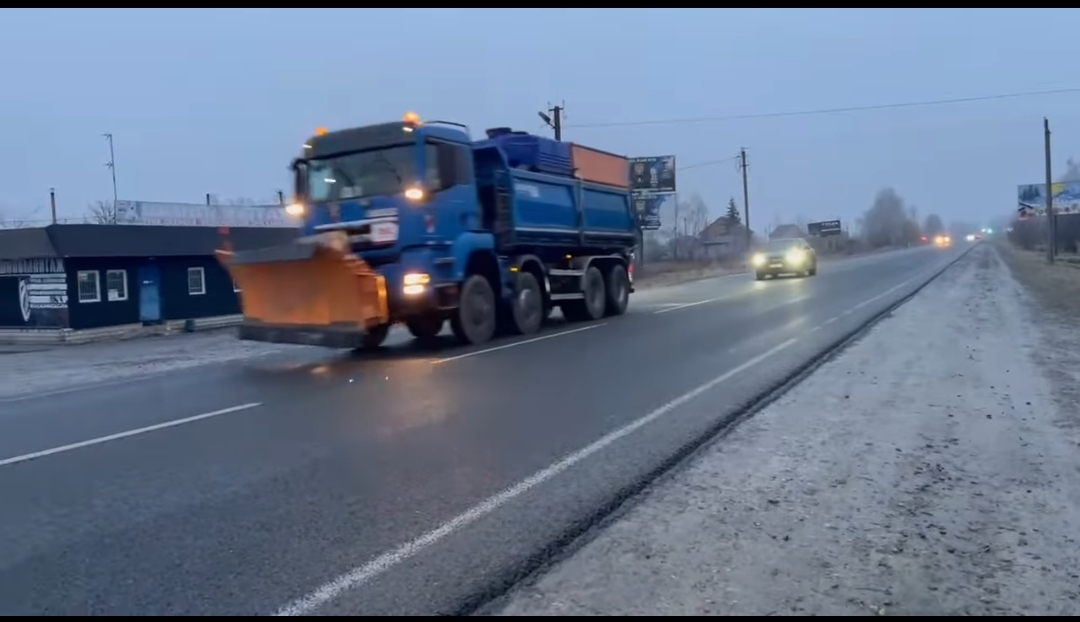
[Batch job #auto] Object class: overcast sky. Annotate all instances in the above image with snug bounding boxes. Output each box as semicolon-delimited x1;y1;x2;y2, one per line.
3;8;1079;231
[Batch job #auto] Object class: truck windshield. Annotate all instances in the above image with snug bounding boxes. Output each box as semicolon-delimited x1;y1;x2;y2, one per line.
305;145;434;202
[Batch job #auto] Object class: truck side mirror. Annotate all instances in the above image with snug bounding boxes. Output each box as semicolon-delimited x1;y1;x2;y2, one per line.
291;159;307;196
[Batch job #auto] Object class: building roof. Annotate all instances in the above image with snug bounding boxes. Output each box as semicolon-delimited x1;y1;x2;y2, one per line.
0;224;299;260
0;227;58;260
769;224;805;240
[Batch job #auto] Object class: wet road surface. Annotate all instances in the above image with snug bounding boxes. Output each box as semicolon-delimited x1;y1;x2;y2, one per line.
0;245;967;615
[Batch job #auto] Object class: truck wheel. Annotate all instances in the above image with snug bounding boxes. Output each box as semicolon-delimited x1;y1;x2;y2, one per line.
603;264;630;317
581;266;606;320
563;266;606;322
357;323;391;350
510;272;544;335
451;274;497;345
406;315;443;343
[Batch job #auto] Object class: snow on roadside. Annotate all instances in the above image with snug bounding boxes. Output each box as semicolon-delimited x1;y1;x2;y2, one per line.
495;244;1080;616
0;331;303;399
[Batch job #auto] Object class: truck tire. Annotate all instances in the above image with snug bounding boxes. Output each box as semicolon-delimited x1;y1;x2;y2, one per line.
357;323;391;351
562;265;606;322
451;274;497;345
406;315;443;343
603;264;630;317
509;272;544;335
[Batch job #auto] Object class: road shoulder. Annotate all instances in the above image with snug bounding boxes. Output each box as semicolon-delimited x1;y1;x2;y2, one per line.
491;244;1080;616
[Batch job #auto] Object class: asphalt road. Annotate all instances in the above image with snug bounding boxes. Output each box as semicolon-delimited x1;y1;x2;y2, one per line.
0;245;968;616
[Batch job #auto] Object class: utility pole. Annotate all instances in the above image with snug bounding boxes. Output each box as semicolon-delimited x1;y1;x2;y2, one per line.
1044;118;1054;264
538;103;564;141
739;147;751;250
102;133;118;205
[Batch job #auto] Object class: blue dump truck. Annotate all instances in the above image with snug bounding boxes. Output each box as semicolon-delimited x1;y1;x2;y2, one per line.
217;112;639;349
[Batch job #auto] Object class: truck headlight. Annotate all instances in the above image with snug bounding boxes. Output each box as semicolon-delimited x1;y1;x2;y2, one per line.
285;202;305;217
751;253;766;267
403;272;430;296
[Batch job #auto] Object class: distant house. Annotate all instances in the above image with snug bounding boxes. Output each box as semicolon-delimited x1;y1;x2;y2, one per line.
0;224;297;333
699;216;753;259
769;223;806;240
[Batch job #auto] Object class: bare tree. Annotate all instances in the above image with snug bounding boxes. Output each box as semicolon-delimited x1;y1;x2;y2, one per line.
685;193;709;237
88;200;118;224
922;213;945;237
861;187;921;248
1060;157;1080;183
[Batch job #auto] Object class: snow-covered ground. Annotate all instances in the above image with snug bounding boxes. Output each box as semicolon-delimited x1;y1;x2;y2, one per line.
494;244;1080;616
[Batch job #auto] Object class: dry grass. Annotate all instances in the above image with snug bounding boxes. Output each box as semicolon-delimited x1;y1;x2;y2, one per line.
997;241;1080;321
997;241;1080;430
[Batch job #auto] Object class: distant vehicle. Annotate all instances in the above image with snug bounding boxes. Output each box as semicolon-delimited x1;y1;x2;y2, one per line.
933;234;952;248
751;238;817;280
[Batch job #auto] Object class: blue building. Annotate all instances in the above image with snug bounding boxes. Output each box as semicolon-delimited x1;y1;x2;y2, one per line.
0;224;296;332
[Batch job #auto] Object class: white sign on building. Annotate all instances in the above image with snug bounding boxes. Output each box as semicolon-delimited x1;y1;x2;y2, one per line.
114;201;296;228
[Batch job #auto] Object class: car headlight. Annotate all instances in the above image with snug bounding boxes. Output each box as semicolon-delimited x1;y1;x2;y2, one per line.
751;253;766;267
786;249;806;264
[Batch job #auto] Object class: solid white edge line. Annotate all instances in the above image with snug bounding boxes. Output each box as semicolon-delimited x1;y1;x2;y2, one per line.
432;324;605;364
0;402;263;468
273;337;797;616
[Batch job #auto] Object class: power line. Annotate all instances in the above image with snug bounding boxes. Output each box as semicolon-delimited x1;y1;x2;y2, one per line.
568;86;1080;130
681;155;740;171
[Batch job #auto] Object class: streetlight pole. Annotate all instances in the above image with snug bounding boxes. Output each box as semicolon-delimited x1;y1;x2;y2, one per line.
103;133;118;204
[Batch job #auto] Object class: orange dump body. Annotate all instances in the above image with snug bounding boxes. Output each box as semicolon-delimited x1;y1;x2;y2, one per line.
570;143;629;189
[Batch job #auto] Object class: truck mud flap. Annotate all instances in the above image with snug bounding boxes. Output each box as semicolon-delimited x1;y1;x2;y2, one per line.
216;238;389;336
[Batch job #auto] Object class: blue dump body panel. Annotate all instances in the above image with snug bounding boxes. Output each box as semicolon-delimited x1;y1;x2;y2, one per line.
507;168;636;249
476;128;574;178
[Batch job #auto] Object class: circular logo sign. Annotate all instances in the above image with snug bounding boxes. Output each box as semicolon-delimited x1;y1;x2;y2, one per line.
17;277;31;323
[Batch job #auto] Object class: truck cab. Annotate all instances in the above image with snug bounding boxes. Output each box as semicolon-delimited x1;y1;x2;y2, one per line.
289;115;479;309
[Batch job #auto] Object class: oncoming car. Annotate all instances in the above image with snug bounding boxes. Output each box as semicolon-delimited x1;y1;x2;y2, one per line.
933;234;952;248
751;238;817;280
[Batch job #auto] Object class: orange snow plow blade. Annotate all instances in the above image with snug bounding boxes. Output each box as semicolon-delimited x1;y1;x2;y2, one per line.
216;238;389;349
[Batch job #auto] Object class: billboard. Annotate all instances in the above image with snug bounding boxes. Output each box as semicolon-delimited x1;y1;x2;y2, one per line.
114;200;295;228
1017;182;1080;214
807;219;842;237
629;155;677;193
633;193;674;230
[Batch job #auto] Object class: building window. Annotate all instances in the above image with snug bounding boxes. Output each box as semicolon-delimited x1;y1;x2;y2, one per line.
187;267;206;296
77;270;101;303
106;270;128;302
